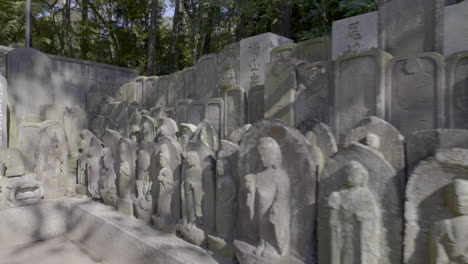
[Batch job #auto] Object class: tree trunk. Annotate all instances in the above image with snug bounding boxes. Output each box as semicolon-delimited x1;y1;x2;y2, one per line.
168;0;181;72
147;0;158;76
64;0;73;56
236;0;248;41
202;5;216;55
271;0;292;38
80;0;89;60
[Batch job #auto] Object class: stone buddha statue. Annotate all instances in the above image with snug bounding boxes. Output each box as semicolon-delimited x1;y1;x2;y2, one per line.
430;179;468;264
328;160;381;264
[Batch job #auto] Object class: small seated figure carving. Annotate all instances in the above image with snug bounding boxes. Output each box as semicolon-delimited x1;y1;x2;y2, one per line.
100;148;117;207
430;179;468;264
328;161;381;264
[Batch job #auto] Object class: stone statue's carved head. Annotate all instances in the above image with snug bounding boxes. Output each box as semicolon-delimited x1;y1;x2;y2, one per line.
446;179;468;216
344;161;369;188
364;133;381;150
158;145;171;169
138;150;151;171
186;151;200;167
258;137;282;169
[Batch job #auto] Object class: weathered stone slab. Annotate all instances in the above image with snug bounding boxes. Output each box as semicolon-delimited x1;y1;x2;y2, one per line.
168;71;183;107
224;86;246;139
64;106;87;156
264;60;296;126
446;51;468;129
385;52;445;136
332;11;378;60
378;0;444;57
133;76;145;104
404;148;468;264
194;54;219;100
270;43;297;62
318;142;402;264
205;98;224;139
0;75;7;147
144;76;158;109
293;36;331;63
218;42;240;88
18;122;41;171
406;129;468;174
443;0;468;56
189;101;205;126
235;118;318;263
247;85;264;124
175;99;192;125
156;76;170;108
344;116;405;176
183;66;197;99
7;48;52;119
117;137;138;216
240;33;292;93
86;92;113;113
102;129;122;178
0;148;25;177
334;49;391;143
295;60;332;126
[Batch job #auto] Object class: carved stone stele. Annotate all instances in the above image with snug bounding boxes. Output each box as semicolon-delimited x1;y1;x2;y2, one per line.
6;173;44;207
76;129;94;195
179;121;218;246
100;148;117;208
405;148;468;264
86;136;103;199
207;140;239;260
319;142;402;264
134;150;153;223
234;118;318;264
34;121;69;198
117;137;137;216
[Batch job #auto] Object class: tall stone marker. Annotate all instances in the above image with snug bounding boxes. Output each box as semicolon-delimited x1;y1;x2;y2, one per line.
443;0;468;57
295;60;333;126
224;86;246;139
334;49;391;143
195;54;219;100
378;0;444;57
332;11;378;60
386;53;445;136
240;33;292;93
0;75;7;147
7;48;52;119
264;60;296;126
293;36;331;63
247;86;265;124
447;51;468;129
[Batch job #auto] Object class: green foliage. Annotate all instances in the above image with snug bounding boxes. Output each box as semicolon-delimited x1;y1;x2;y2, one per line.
0;0;377;75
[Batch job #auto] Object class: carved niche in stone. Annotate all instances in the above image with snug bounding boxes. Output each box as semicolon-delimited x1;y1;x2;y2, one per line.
34;121;69;199
319;142;402;264
208;140;239;260
117;137;137;216
6;173;44;207
100;148;117;207
179;121;218;246
134;149;153;223
297;119;337;174
234;119;318;264
404;148;468;264
86;136;104;199
343;116;405;176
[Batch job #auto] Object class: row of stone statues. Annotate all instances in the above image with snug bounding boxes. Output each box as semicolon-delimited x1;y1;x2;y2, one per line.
65;109;468;264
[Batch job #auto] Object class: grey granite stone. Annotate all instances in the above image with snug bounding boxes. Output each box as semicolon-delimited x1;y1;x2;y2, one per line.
195;54;219;100
293;36;331;63
385;52;445;136
176;99;192;125
446;51;468;129
247;85;265;124
443;0;468;56
332;12;378;60
224;86;246;138
205;98;224;139
0;75;7;147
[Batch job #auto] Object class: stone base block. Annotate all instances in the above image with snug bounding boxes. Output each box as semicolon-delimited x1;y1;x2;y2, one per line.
117;198;133;216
